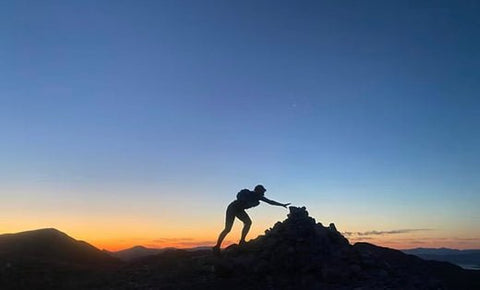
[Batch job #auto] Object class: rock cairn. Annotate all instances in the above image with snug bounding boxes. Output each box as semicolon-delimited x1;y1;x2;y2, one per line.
214;206;443;289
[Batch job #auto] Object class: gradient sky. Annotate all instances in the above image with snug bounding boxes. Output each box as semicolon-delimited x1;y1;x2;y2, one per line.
1;1;479;250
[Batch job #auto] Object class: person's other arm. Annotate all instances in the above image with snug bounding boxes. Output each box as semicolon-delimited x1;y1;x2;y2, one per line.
260;197;290;208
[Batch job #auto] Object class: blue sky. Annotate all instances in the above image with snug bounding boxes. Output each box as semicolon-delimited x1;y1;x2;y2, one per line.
1;1;479;249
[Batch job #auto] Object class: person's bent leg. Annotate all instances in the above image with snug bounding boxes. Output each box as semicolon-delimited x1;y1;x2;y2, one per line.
236;210;252;245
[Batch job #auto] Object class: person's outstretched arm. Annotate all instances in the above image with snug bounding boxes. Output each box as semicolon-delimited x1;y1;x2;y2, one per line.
260;197;290;208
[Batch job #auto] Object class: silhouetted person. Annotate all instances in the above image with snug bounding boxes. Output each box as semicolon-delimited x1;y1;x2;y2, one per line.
213;185;290;254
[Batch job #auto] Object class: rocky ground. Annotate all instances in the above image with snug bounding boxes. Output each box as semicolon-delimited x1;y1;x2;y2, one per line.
2;207;480;289
92;207;480;289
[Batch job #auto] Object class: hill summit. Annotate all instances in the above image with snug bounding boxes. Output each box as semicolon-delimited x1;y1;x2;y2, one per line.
213;206;443;289
103;206;479;289
0;228;118;265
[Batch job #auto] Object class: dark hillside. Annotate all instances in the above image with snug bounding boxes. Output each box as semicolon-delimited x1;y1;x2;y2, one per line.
0;228;120;290
1;210;479;289
0;228;119;265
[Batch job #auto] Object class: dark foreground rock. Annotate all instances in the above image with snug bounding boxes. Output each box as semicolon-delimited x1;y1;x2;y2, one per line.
95;207;480;290
2;208;480;289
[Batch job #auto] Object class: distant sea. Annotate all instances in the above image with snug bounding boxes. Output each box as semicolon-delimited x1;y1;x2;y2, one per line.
457;264;480;270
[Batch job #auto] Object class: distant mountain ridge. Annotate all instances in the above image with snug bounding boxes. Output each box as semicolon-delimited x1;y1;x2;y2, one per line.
0;228;119;265
403;248;480;270
107;245;214;261
106;245;170;261
403;248;480;255
0;228;121;289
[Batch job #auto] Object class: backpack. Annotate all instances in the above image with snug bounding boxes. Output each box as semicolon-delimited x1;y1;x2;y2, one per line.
236;189;252;201
236;189;260;208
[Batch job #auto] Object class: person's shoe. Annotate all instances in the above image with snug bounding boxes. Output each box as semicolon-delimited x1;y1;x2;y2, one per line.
212;245;220;256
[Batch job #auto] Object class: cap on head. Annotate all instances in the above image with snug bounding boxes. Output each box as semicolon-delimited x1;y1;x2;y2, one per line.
254;184;266;193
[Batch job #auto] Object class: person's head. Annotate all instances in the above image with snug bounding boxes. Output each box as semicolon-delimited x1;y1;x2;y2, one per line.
254;184;266;194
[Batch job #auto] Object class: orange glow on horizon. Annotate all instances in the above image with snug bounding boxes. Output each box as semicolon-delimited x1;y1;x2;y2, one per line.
86;230;480;251
2;204;479;251
1;224;478;251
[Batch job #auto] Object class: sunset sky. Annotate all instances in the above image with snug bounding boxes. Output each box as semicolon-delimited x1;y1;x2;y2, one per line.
1;1;479;251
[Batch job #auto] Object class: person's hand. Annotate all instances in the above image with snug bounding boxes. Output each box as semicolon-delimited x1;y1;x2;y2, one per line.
283;203;291;208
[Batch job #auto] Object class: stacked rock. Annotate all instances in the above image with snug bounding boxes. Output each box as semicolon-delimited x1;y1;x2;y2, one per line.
218;206;355;289
215;206;444;290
